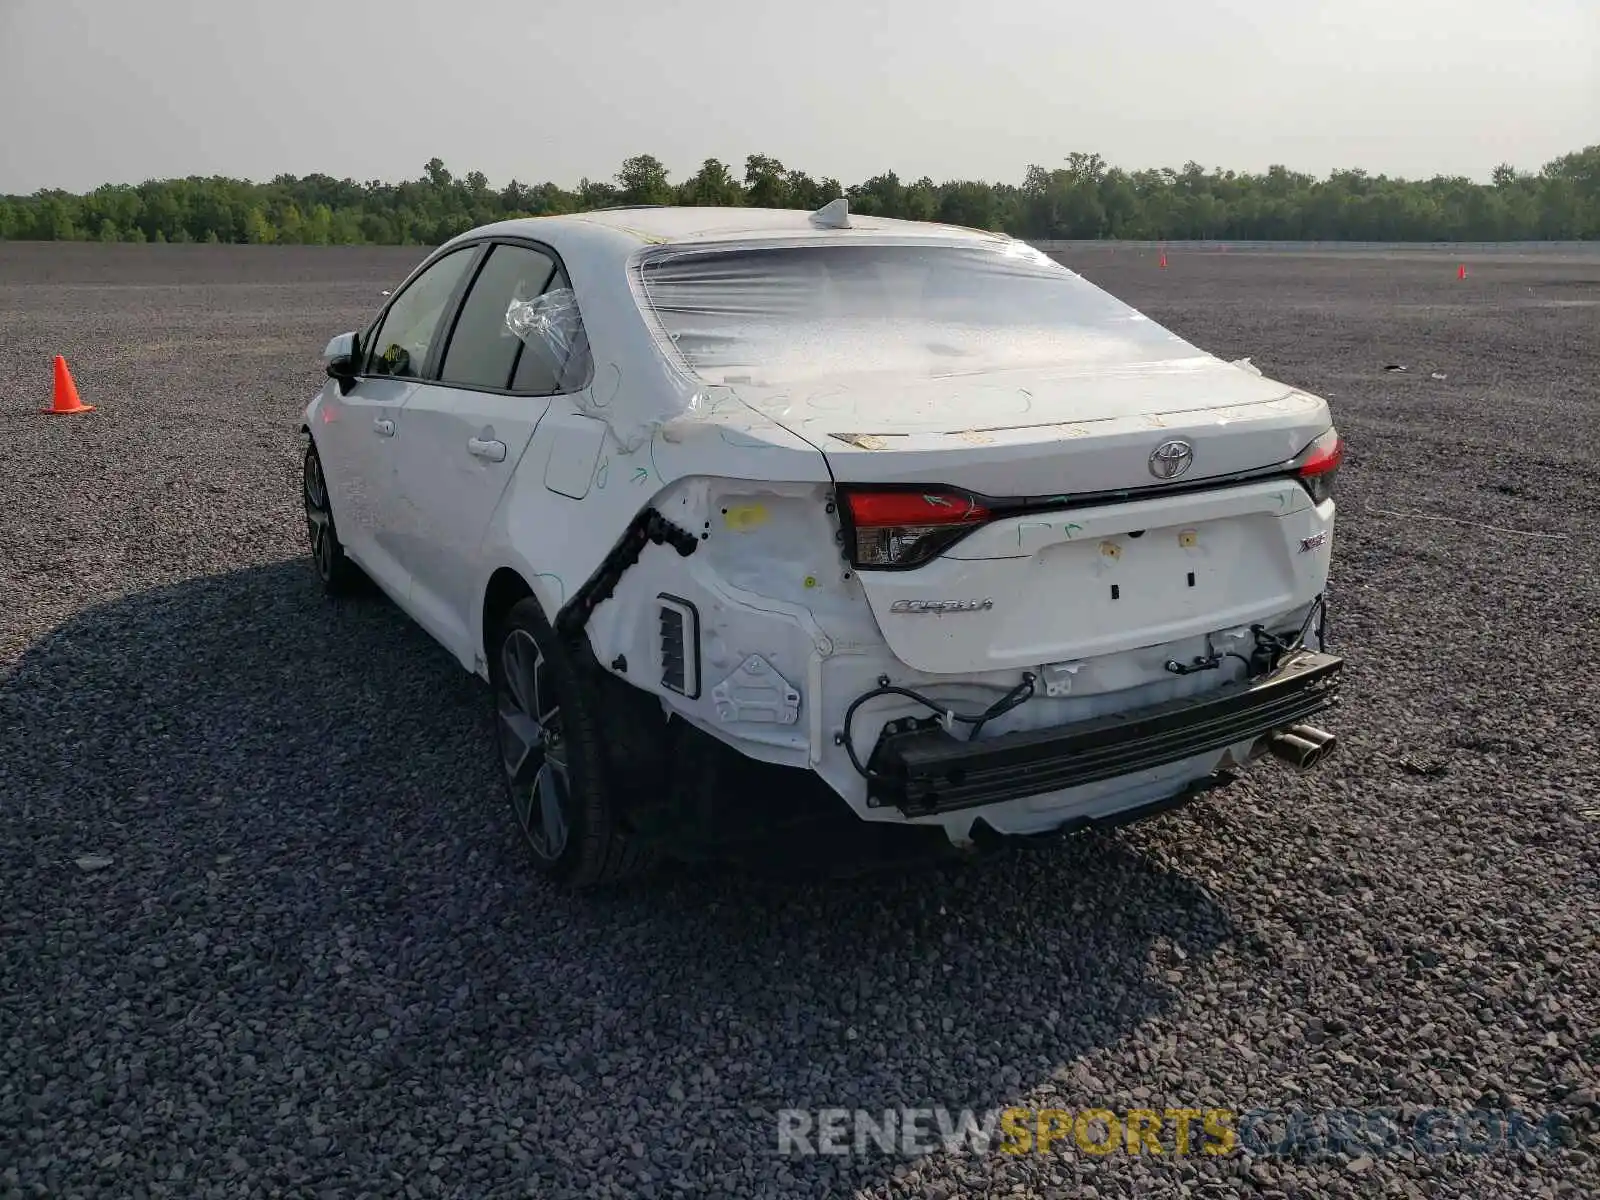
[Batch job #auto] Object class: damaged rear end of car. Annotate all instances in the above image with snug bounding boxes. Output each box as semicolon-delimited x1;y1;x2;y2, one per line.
829;439;1343;825
606;220;1345;849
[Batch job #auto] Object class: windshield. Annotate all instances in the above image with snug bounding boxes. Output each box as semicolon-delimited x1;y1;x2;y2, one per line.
634;240;1202;388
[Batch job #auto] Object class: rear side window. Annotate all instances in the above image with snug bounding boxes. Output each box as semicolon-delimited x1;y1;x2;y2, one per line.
439;244;558;390
635;241;1200;387
437;244;592;394
509;266;591;394
364;247;477;378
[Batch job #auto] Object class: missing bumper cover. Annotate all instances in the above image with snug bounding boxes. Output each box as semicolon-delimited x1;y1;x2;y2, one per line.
555;507;698;640
866;649;1343;816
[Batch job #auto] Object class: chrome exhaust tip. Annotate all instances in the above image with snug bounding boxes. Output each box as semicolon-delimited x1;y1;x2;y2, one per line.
1287;723;1336;752
1262;725;1337;770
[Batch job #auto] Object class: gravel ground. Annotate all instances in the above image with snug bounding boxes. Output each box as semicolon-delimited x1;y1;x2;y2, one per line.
2;240;1597;1199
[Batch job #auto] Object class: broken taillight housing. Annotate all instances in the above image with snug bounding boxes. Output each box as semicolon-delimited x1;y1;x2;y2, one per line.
840;487;992;569
1295;428;1343;505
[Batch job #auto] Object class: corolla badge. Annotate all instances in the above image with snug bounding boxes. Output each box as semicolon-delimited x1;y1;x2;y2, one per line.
890;599;995;615
1148;440;1194;480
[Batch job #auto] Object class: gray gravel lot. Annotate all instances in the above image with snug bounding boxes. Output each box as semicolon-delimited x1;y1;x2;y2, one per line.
2;240;1597;1199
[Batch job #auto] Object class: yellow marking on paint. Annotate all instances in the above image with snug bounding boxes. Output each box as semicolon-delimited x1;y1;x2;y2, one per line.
723;504;769;532
1100;541;1122;560
613;224;669;244
956;429;995;446
1178;529;1198;548
803;575;818;589
832;432;890;450
571;214;669;243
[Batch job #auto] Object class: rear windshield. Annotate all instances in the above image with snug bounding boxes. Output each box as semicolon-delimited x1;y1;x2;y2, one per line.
634;240;1199;387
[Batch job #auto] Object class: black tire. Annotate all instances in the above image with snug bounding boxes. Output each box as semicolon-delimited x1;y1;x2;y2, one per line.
302;440;365;597
488;596;655;887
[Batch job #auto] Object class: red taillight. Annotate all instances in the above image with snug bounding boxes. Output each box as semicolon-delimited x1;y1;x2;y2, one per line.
842;488;991;569
846;490;990;527
1296;428;1343;505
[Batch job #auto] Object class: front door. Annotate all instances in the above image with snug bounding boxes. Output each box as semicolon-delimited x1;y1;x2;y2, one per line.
318;245;481;597
315;373;416;592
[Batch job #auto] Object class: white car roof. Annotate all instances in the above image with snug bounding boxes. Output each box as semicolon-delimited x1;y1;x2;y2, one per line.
442;205;1011;262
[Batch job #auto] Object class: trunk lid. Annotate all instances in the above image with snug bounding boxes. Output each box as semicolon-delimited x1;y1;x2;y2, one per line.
736;357;1325;496
840;475;1332;675
739;364;1336;677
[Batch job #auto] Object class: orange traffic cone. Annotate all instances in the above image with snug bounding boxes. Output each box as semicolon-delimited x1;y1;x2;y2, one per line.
42;356;94;414
1457;263;1467;281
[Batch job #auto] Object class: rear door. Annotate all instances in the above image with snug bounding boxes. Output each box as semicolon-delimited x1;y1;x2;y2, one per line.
389;240;592;657
316;244;480;595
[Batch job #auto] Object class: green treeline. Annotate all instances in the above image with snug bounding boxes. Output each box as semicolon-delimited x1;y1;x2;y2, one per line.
3;148;1597;245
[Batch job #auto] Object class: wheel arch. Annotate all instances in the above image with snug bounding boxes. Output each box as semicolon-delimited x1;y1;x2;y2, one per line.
481;566;565;678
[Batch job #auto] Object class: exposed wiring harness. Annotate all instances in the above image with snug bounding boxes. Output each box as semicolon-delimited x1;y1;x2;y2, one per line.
1164;647;1254;676
1164;595;1328;679
838;672;1038;780
1253;594;1328;669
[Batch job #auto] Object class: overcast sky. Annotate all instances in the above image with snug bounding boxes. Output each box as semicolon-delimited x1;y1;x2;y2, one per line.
1;0;1595;195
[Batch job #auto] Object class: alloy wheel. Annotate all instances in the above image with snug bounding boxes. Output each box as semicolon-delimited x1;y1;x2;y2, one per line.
303;451;335;582
496;628;571;861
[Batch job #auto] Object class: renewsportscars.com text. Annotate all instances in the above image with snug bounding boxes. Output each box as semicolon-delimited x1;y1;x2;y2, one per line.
777;1105;1568;1160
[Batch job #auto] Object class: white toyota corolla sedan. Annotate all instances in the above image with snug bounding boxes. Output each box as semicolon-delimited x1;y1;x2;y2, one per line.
301;202;1344;886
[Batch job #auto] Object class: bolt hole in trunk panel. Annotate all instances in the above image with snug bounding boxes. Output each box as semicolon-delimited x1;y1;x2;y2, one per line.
855;479;1330;675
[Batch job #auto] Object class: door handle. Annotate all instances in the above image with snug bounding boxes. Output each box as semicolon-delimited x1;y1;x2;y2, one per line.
373;418;395;437
467;437;507;463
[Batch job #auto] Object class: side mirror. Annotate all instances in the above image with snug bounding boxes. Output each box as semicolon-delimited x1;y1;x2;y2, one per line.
323;331;359;393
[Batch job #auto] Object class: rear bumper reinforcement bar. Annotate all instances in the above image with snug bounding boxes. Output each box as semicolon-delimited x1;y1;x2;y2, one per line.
866;649;1343;816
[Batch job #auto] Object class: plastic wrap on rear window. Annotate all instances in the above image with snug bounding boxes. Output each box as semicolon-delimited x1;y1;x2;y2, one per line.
634;238;1202;391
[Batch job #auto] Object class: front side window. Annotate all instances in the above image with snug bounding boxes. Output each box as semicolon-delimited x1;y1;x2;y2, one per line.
364;247;477;379
635;240;1200;387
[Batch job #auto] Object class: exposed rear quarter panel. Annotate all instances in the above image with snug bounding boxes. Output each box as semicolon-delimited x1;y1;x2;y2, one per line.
468;396;831;671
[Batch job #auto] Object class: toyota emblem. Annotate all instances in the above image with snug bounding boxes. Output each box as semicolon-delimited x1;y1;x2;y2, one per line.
1148;440;1194;480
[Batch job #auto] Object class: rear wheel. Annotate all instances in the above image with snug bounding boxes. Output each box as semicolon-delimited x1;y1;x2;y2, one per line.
489;597;654;886
302;440;364;596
